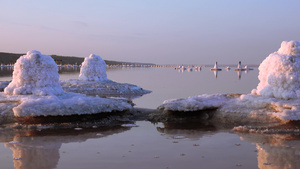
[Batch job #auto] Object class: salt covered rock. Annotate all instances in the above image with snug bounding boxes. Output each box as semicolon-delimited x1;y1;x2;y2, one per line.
4;50;64;96
252;41;300;100
78;54;108;81
61;53;151;98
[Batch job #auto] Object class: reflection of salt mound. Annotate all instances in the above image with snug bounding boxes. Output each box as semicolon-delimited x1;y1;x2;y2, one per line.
61;54;151;98
252;41;300;100
4;50;64;96
4;126;129;169
78;54;108;81
236;133;300;169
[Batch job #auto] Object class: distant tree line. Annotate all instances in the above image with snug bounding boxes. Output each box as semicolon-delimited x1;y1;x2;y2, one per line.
0;52;144;66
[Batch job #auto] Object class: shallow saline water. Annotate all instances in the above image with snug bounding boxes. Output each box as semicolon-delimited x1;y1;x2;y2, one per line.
1;66;300;169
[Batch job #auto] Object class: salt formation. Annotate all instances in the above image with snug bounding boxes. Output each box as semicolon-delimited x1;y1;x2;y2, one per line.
61;54;150;97
210;62;222;71
78;54;108;81
159;94;227;112
234;61;245;71
4;50;64;96
252;40;300;100
158;41;300;125
0;51;132;120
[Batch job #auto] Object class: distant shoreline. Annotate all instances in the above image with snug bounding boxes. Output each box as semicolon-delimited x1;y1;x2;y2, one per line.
0;52;154;66
0;52;259;67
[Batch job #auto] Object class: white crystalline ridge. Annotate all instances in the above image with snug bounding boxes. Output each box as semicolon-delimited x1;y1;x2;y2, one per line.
11;93;132;117
252;40;300;100
4;50;64;96
159;93;300;122
158;94;228;112
78;54;108;81
0;92;132;117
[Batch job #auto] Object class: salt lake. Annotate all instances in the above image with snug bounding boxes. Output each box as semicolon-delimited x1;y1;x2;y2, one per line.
0;66;299;169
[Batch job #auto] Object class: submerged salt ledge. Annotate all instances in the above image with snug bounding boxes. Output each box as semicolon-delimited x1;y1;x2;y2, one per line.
158;93;300;123
158;41;300;124
160;94;228;112
0;51;133;120
61;79;150;97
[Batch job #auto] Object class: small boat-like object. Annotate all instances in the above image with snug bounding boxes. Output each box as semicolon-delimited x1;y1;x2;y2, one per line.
234;61;246;71
226;66;231;71
210;62;222;71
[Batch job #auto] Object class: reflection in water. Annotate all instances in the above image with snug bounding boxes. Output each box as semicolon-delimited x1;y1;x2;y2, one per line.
238;133;300;169
237;70;242;80
235;70;253;80
2;121;300;169
212;70;219;79
157;122;217;140
6;137;60;169
173;65;255;80
58;66;80;73
159;121;300;169
0;67;14;77
3;126;129;169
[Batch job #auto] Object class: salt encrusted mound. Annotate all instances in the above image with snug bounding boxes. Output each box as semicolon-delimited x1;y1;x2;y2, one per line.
61;53;151;97
78;54;108;81
4;50;64;96
252;41;300;100
157;41;300;125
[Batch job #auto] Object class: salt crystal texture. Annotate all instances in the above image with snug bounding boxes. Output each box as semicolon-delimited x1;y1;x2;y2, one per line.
252;40;300;100
4;50;64;96
78;54;108;81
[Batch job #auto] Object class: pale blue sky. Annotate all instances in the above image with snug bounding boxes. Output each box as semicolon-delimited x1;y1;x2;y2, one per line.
0;0;300;64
